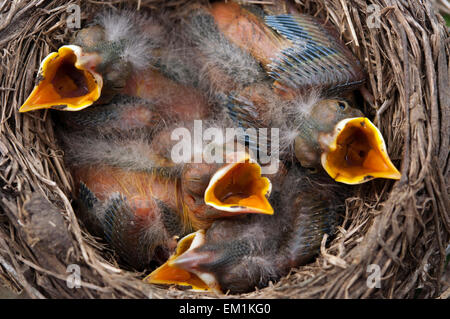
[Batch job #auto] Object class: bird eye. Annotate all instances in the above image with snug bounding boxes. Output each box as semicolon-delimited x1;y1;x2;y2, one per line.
307;167;319;174
338;101;347;111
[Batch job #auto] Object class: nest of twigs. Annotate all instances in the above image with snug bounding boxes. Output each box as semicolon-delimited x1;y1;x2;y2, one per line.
0;0;448;299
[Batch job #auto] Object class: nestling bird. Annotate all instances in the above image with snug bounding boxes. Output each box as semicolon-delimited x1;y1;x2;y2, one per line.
19;10;168;112
169;1;401;184
58;105;274;269
145;164;344;293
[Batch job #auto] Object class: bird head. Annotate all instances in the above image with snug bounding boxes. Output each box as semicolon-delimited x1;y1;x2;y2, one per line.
144;230;221;293
181;150;274;229
19;44;103;112
294;99;401;184
20;11;160;112
203;151;273;216
144;225;263;294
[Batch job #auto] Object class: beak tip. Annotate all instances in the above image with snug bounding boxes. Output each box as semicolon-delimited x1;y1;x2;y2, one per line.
18;102;32;113
18;104;39;113
389;171;402;181
261;208;274;215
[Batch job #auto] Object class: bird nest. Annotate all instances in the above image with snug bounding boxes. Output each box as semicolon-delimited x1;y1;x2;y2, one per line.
0;0;448;299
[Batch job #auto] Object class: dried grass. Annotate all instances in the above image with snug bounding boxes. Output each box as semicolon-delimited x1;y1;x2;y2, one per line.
0;0;448;298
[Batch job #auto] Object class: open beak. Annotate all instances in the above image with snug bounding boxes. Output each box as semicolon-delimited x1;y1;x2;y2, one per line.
144;230;221;293
320;117;401;184
19;45;103;112
204;152;274;215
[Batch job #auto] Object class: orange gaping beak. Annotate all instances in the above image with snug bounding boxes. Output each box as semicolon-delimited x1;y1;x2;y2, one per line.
144;230;221;293
204;152;274;215
19;45;103;112
320;117;401;184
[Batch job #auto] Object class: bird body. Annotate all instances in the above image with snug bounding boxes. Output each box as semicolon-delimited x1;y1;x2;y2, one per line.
146;164;344;293
58;99;274;269
202;1;366;94
208;2;290;68
170;1;400;184
66;139;274;269
123;69;210;121
74;164;184;267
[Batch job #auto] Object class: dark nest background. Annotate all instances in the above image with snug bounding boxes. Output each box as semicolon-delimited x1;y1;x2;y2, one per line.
0;0;449;299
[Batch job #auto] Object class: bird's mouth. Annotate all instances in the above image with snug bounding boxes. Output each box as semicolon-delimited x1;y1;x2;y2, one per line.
204;152;274;215
19;45;103;112
320;117;401;184
144;230;221;293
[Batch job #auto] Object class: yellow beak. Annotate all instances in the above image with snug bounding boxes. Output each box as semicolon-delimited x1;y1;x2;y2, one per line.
320;117;401;184
144;231;220;293
204;152;274;215
19;45;103;112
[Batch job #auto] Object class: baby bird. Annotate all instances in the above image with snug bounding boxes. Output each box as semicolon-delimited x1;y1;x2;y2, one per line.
63;136;273;269
57;98;273;269
207;1;366;94
226;87;401;184
169;1;400;184
19;10;167;112
145;164;345;293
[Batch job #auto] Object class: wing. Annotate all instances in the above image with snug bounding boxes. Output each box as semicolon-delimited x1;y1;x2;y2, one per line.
103;194;171;269
264;14;365;95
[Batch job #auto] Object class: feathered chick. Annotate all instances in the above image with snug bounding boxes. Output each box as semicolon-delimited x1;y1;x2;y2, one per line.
225;86;401;184
19;10;167;112
168;1;400;184
145;164;345;294
206;1;366;94
57;101;274;269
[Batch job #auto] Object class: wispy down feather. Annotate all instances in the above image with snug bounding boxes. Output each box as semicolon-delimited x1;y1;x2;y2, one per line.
93;10;168;70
